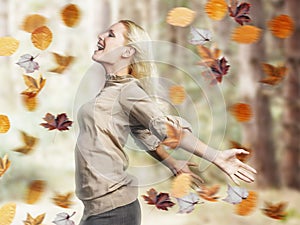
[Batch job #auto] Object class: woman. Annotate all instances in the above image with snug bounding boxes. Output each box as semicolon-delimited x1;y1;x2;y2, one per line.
75;20;256;225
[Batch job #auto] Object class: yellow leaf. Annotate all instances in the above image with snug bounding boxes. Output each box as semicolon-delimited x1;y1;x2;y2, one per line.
171;173;192;198
268;14;295;39
166;7;196;27
25;180;46;204
169;85;186;105
13;131;38;155
235;191;258;216
205;0;228;20
21;74;46;98
0;203;16;225
52;192;74;208
231;25;262;44
0;154;11;177
23;213;45;225
0;37;19;56
21;14;47;33
0;115;10;133
31;26;52;50
49;52;75;74
61;4;81;27
22;96;38;112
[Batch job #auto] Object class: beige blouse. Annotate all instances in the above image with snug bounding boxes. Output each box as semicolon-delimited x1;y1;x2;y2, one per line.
75;74;192;220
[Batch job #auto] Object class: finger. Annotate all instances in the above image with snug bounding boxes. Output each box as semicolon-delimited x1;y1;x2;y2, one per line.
190;173;204;183
235;171;253;183
235;149;249;155
240;163;257;174
230;174;240;186
187;162;198;167
238;168;255;182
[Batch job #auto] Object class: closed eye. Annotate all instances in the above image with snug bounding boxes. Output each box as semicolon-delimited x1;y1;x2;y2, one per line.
108;30;115;37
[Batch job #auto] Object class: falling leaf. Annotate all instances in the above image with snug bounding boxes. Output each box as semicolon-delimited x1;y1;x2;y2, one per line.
21;14;47;33
16;54;39;73
268;14;295;39
205;0;228;21
49;53;74;74
0;37;19;56
189;27;212;45
235;191;258;216
40;113;73;131
25;180;46;204
0;154;11;177
166;7;196;27
223;184;248;204
162;122;183;149
231;25;262;44
52;192;74;208
197;184;220;202
260;63;287;85
171;173;192;198
169;85;186;105
0;203;16;225
229;140;252;162
21;74;46;98
197;45;221;67
22;96;38;112
13;131;38;155
142;188;175;211
176;192;201;214
31;26;53;50
228;0;251;25
23;213;45;225
210;57;230;83
52;212;76;225
61;4;81;27
0;115;10;133
262;201;288;220
229;103;253;122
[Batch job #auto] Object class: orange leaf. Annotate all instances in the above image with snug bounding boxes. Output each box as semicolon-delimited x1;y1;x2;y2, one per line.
235;191;258;216
231;25;262;44
31;26;52;50
0;154;11;177
21;14;47;33
25;180;46;204
0;115;10;133
61;4;81;27
0;37;19;56
49;52;75;74
22;96;38;112
171;173;192;198
166;7;196;27
0;203;16;225
197;45;221;67
197;184;220;202
262;201;288;220
268;14;295;39
205;0;228;21
21;74;46;98
23;213;45;225
230;140;252;162
162;122;183;149
260;63;287;85
13;131;39;155
229;103;253;122
52;192;74;208
169;85;186;105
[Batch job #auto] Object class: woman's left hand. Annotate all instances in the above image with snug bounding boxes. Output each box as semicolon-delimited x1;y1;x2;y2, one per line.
213;149;257;185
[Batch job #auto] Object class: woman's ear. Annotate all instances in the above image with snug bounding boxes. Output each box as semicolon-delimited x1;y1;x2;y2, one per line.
122;46;135;58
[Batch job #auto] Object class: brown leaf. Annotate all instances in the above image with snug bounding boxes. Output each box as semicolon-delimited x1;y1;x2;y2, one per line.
61;4;81;27
142;188;175;211
0;154;11;177
13;131;39;155
21;14;47;33
52;192;74;208
166;7;196;27
49;52;74;74
268;14;295;39
0;114;10;133
205;0;228;20
260;63;287;85
31;26;52;50
0;37;19;56
23;213;45;225
262;201;288;220
40;113;73;131
197;184;220;202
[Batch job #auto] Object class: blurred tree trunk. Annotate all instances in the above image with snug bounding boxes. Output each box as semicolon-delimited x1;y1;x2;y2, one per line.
238;0;279;188
281;0;300;189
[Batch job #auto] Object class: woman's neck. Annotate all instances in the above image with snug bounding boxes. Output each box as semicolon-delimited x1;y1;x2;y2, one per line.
102;63;130;76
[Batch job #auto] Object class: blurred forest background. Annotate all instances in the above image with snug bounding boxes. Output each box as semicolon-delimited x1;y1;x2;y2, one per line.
0;0;299;224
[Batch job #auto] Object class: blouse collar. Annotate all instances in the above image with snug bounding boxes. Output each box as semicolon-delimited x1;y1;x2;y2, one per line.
105;73;134;81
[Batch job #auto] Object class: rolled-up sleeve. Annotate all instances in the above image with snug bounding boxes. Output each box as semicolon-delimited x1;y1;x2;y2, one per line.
120;80;193;148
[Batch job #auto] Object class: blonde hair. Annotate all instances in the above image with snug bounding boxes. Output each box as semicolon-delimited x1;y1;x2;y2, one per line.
119;20;157;79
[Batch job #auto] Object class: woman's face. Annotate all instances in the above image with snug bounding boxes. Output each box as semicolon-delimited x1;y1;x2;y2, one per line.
92;22;128;64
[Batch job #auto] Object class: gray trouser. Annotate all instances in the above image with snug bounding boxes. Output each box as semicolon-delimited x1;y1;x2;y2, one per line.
82;199;141;225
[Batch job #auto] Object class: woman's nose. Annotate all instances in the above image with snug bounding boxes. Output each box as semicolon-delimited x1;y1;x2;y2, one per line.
98;33;104;40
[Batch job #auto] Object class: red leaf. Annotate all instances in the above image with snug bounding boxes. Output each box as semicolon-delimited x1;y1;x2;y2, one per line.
142;188;175;211
210;57;230;83
40;113;73;131
228;1;251;25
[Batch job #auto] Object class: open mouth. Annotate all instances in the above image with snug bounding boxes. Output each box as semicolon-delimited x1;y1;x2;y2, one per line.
97;42;105;51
